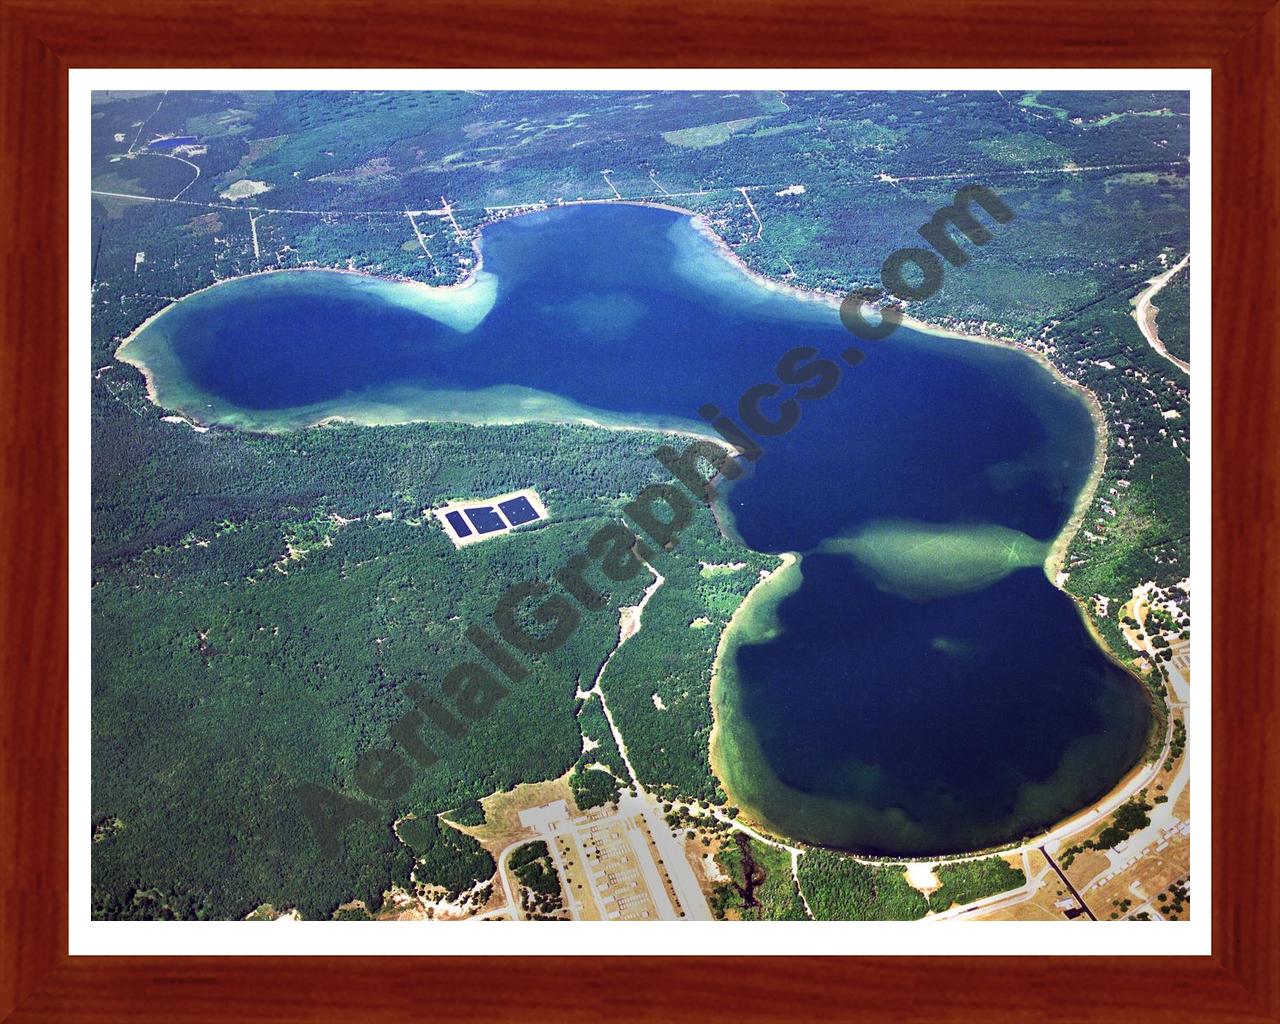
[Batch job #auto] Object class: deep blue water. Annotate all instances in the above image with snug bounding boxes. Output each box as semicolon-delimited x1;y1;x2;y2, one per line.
126;203;1150;855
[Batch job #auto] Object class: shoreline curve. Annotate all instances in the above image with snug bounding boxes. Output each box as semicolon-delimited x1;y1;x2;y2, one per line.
107;196;1140;861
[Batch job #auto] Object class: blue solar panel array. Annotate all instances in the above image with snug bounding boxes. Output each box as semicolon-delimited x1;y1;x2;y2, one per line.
464;506;506;534
444;510;472;538
498;495;540;526
445;495;544;540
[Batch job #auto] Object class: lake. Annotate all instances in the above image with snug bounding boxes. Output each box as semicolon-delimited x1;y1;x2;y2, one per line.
119;202;1151;856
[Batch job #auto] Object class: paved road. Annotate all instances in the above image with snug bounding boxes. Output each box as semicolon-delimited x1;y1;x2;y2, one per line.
1040;846;1097;920
494;841;523;921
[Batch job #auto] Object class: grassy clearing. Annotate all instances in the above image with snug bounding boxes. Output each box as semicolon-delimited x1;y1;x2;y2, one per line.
974;132;1070;166
662;117;763;148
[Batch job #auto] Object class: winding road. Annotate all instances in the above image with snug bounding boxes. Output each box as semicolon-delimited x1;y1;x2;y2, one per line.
1132;253;1191;375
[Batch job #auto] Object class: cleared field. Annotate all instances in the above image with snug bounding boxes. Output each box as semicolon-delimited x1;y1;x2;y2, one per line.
435;487;549;548
661;117;762;148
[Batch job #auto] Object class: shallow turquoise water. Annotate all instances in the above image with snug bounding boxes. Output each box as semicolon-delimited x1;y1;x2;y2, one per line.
124;203;1150;855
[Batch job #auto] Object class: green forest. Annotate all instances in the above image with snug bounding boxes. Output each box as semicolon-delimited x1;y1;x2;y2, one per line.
926;856;1027;912
796;851;929;921
91;391;746;918
397;814;495;899
509;840;566;919
1156;264;1192;365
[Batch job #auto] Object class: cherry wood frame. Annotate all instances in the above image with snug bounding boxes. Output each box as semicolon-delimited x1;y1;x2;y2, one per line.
2;1;1276;1020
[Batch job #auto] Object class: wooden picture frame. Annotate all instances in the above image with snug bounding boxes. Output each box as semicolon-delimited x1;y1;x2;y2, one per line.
2;1;1275;1019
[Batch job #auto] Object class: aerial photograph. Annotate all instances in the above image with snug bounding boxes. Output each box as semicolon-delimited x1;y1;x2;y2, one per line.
89;87;1192;924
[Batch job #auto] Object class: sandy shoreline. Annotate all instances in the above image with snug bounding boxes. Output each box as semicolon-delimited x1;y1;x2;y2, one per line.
689;214;846;315
306;409;728;453
682;205;1111;583
115;305;172;406
1043;386;1109;587
114;237;489;406
703;538;1161;864
706;551;799;808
